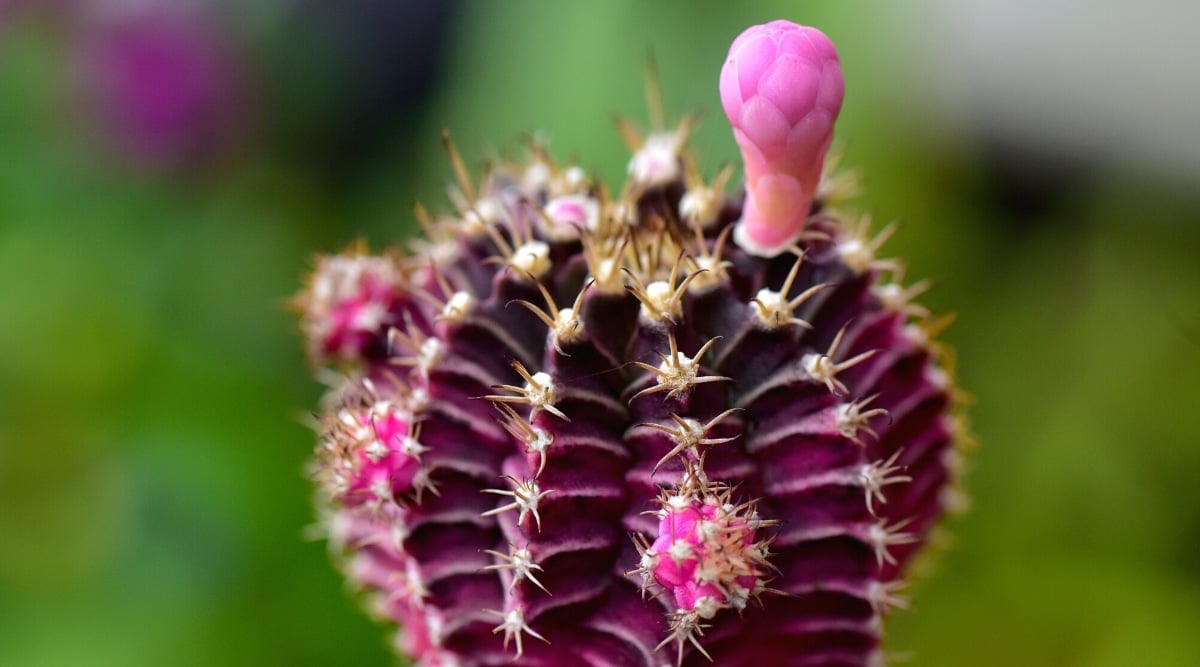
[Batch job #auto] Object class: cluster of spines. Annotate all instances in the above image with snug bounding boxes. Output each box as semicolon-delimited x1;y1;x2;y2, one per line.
627;464;778;665
296;70;971;666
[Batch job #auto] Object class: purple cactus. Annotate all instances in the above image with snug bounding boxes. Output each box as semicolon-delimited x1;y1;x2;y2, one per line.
295;20;970;667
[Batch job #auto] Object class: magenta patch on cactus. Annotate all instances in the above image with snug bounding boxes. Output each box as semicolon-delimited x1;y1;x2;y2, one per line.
645;490;767;617
720;20;844;256
332;280;393;346
295;19;969;667
335;402;423;508
298;253;409;365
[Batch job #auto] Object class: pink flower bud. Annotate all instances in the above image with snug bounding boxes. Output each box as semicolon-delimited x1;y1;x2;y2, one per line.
720;20;844;256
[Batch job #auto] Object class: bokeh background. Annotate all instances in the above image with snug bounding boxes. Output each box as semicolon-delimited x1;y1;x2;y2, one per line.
2;1;1198;665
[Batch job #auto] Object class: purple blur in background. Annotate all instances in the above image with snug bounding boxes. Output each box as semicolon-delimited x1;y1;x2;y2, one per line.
73;2;251;168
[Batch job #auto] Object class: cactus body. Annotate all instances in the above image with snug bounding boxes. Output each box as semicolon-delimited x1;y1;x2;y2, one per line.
295;21;969;667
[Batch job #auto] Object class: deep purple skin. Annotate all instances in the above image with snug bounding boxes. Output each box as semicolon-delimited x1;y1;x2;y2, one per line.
300;152;966;666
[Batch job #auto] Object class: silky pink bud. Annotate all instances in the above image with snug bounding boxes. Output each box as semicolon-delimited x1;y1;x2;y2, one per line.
720;20;844;256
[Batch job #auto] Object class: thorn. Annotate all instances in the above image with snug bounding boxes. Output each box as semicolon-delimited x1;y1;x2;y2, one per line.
750;252;830;330
627;532;659;597
482;545;551;595
411;467;441;504
434;289;474;325
486;607;548;659
479;204;550;278
440;129;476;203
463;197;506;236
481;477;552;532
683;224;734;293
816;145;863;207
859;449;912;516
581;225;630;293
872;271;933;318
656;610;712;666
624;250;700;325
631;334;728;401
866;579;910;616
483;360;568;421
644;50;665;131
613;113;645;153
640;408;741;473
679;159;732;231
801;324;877;396
839;216;902;275
495;403;555;477
509;274;590;354
866;518;918;569
388;319;442;379
412;201;438;239
836;393;890;445
905;312;958;349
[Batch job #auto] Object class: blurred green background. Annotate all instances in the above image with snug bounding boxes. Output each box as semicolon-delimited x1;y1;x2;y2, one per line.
2;1;1198;665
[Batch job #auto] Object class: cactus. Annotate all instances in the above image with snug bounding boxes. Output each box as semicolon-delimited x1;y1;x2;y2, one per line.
294;20;970;667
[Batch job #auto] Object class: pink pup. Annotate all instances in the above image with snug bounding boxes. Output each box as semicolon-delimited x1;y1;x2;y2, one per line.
720;20;844;256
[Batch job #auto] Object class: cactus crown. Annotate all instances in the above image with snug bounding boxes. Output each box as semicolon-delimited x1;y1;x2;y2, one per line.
294;20;970;667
